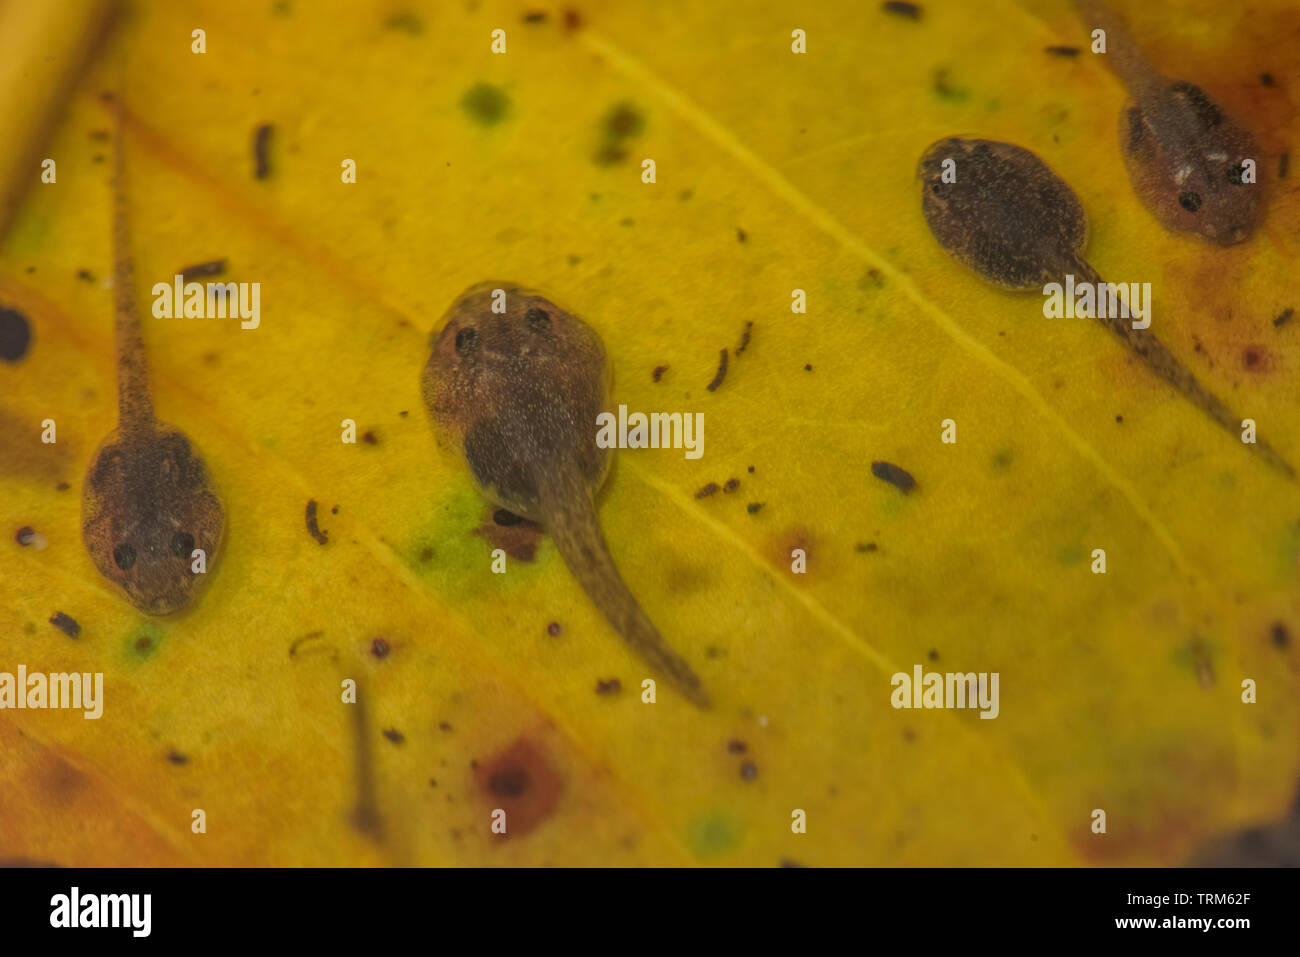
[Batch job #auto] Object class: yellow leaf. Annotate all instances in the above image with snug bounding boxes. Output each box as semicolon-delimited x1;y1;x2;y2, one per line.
1;0;1297;866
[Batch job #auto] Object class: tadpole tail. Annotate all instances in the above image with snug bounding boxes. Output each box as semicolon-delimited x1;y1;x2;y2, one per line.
1071;258;1296;480
540;477;710;709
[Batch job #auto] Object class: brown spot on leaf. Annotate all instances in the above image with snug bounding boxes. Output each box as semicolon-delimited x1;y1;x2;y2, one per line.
652;364;668;382
370;637;391;659
475;737;563;838
382;728;405;745
695;482;720;499
595;677;622;695
705;349;728;391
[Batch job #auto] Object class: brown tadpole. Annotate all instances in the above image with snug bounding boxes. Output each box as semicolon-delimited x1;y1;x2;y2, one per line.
421;281;709;707
918;136;1294;479
1072;0;1263;245
81;87;225;616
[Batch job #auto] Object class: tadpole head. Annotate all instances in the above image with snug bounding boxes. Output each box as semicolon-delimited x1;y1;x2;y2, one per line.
81;428;225;616
918;137;1088;289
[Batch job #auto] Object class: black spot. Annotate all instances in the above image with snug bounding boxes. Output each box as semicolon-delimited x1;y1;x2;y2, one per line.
48;612;80;639
723;478;740;493
252;123;273;179
746;502;765;514
455;326;479;356
1273;308;1294;328
167;750;188;765
727;739;747;754
705;349;728;392
855;542;878;553
652;364;668;382
522;10;547;23
171;531;195;558
493;508;524;526
882;0;922;19
695;482;720;499
370;637;391;658
76;269;94;282
179;260;226;282
15;526;36;545
525;307;551;332
1179;191;1202;213
0;307;32;362
1272;623;1289;648
596;678;622;695
1044;45;1080;58
305;499;328;545
113;542;137;570
546;621;562;637
1260;72;1275;87
871;460;916;493
382;728;405;745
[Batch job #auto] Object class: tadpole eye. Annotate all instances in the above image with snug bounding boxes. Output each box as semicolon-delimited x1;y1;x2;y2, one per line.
525;307;551;332
454;326;479;356
1179;190;1203;212
113;542;137;570
172;531;195;558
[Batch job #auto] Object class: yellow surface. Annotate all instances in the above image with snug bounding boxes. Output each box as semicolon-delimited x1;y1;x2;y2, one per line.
0;0;1297;866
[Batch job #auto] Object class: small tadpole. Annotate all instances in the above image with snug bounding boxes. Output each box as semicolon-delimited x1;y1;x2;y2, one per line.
917;135;1296;479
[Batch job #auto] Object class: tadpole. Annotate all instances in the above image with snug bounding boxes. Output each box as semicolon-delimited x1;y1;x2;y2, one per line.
918;137;1294;479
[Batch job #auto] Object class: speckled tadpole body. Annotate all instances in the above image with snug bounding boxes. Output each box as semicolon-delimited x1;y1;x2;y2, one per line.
918;136;1293;478
81;92;225;615
1073;0;1263;245
422;281;709;707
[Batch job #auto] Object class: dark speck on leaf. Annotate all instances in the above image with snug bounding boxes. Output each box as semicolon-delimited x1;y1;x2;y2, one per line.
56;481;70;491
179;260;226;282
746;502;764;514
928;648;939;661
563;7;583;31
736;227;747;243
419;547;433;562
440;721;453;732
461;82;509;127
740;761;758;781
384;11;424;34
1044;45;1080;58
1279;153;1289;179
305;499;328;544
735;320;753;356
1260;72;1275;87
855;542;878;553
706;349;728;391
493;508;524;526
695;482;720;499
49;612;80;639
747;465;754;473
522;10;547;23
167;750;188;765
370;637;390;659
1274;308;1293;328
724;478;740;493
882;1;922;19
804;363;812;371
872;460;916;493
547;621;562;637
604;103;643;139
382;728;405;745
1272;623;1289;648
252;124;273;179
652;364;668;382
596;678;622;695
362;431;378;445
727;739;747;754
16;526;36;545
76;269;94;282
1115;414;1124;423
